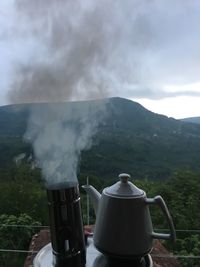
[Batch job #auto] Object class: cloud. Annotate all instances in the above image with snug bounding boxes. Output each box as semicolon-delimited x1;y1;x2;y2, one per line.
120;86;200;100
7;0;157;103
4;0;200;103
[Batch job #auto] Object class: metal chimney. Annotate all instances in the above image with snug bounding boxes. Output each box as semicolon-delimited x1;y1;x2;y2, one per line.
47;182;86;267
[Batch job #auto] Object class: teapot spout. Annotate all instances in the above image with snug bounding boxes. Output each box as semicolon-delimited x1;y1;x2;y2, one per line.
82;185;101;216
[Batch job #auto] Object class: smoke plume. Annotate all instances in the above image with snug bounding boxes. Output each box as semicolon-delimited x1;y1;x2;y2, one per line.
7;0;155;185
8;0;154;104
25;101;105;186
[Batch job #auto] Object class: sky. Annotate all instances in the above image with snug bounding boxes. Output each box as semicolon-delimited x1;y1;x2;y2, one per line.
0;0;200;119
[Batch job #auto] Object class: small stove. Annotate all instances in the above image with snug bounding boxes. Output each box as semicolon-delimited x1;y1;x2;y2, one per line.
33;236;153;267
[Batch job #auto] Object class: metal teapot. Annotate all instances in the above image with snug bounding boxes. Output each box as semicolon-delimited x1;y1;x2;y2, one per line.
82;173;176;258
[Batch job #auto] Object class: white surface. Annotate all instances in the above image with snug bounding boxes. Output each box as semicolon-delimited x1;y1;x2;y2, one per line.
33;243;53;267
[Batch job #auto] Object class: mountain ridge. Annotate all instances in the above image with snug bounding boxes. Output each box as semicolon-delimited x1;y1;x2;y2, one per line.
1;97;200;180
181;116;200;124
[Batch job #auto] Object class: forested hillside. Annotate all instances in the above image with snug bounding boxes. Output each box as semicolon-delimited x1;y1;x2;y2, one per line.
181;117;200;124
1;97;200;180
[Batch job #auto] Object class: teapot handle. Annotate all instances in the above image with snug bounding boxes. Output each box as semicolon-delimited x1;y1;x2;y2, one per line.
146;196;176;243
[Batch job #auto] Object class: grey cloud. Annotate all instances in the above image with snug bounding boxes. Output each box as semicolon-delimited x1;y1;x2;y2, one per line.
120;86;200;100
8;0;156;103
165;91;200;98
6;0;200;102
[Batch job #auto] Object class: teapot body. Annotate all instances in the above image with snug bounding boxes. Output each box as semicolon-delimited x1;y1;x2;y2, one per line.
93;191;154;258
83;173;176;258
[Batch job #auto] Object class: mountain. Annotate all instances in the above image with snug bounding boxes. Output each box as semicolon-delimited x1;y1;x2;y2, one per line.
181;117;200;124
1;97;200;180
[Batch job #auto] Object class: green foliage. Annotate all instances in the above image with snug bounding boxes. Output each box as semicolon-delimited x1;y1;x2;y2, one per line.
0;213;41;267
174;234;200;267
0;163;48;224
151;171;200;230
0;213;41;249
135;171;200;267
0;164;46;266
0;137;31;168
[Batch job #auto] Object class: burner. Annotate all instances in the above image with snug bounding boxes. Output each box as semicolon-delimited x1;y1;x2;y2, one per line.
92;254;152;267
85;237;153;267
33;237;153;267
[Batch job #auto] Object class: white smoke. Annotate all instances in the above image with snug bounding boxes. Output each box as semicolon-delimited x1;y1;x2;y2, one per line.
8;0;154;104
25;101;106;186
7;0;155;185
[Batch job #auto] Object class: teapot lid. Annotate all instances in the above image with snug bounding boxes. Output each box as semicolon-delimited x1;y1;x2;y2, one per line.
105;173;144;197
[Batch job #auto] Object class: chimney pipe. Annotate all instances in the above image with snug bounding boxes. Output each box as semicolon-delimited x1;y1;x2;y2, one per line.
47;182;86;267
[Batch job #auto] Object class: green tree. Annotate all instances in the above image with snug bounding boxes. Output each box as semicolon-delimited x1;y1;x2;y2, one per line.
0;164;48;224
0;213;41;267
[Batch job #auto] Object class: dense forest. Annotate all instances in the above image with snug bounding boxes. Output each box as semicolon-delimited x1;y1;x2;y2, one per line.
1;98;200;180
0;98;200;266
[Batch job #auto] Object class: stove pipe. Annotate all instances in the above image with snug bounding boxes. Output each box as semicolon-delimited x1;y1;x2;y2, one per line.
47;182;86;267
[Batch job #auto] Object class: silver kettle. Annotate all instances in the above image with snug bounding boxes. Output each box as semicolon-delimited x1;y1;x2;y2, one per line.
82;173;176;258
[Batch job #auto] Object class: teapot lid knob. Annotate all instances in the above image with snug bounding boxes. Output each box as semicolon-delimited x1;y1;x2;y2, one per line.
105;173;143;197
119;173;131;183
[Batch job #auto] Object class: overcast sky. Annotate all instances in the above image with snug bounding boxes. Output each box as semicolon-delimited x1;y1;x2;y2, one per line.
0;0;200;118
